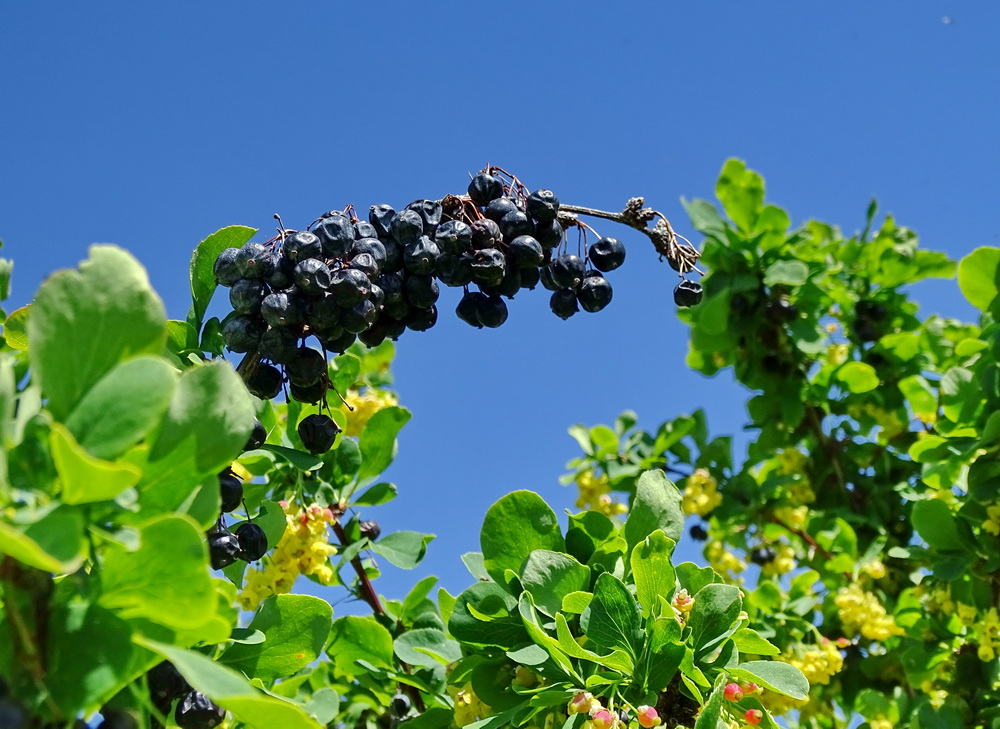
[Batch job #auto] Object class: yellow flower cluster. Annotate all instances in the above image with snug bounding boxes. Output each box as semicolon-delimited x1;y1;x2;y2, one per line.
862;559;887;580
972;607;1000;662
706;540;745;581
342;388;398;437
778;449;808;475
835;584;903;642
764;640;844;715
238;502;338;611
451;682;491;727
870;717;892;729
575;471;627;517
682;469;721;517
982;504;1000;536
761;543;796;577
773;504;808;530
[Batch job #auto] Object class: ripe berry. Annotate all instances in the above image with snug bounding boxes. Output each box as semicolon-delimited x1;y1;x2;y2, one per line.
221;315;265;353
257;327;297;364
314;213;354;258
482;267;521;299
485;197;520;223
550;254;586;289
470;248;506;287
358;323;388;348
298;414;341;454
350;252;380;280
389;693;411;718
389;209;424;245
476;295;509;328
534;219;563;248
577;275;613;313
96;708;139;729
229;279;267;316
434;219;473;255
351;238;387;268
234;243;271;280
208;528;241;569
359;520;381;541
404;199;443;236
588;237;626;272
470;219;502;250
750;546;776;565
283;230;323;263
405;304;438;332
526;189;560;222
723;682;744;702
689;524;708;541
329;268;372;307
219;473;244;512
368;204;396;238
322;329;358;354
468;171;504;205
340;299;377;334
235;522;268;561
499;210;533;241
289;378;327;404
264;250;293;290
673;280;703;307
246;364;283;401
175;690;226;729
403;236;439;275
286;347;327;387
148;661;191;703
353;221;379;240
213;248;241;287
261;291;305;328
506;235;544;269
519;265;540;291
539;264;560;291
405;275;440;309
305;295;341;332
456;292;486;328
435;253;474;287
293;258;333;296
550;289;579;320
245;418;267;451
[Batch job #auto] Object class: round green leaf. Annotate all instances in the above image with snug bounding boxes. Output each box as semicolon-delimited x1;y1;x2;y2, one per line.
481;491;564;585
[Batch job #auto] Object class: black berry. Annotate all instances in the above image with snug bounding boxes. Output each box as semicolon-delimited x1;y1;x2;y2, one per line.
244;418;266;451
506;235;544;269
577;275;613;313
293;258;333;296
221;315;265;353
689;524;708;541
525;189;560;222
359;520;381;541
283;230;323;263
260;291;305;329
247;363;282;399
235;522;268;561
286;347;327;387
550;289;579;320
213;248;241;287
550;254;586;289
588;237;626;272
175;690;226;729
475;295;508;328
673;280;703;308
468;171;504;205
750;547;776;565
298;414;341;454
314;213;354;259
219;473;244;513
434;219;473;255
208;528;241;570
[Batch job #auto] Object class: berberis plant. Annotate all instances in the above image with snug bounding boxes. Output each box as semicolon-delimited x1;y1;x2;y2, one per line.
0;159;994;729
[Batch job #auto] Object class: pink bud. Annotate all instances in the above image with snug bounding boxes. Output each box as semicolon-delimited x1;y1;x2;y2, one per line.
723;682;744;702
636;705;661;728
740;682;763;696
568;692;594;715
591;709;615;729
745;709;763;725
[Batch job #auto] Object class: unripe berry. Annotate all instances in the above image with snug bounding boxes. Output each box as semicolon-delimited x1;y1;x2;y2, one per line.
745;709;763;725
723;682;744;702
636;705;661;728
741;682;763;696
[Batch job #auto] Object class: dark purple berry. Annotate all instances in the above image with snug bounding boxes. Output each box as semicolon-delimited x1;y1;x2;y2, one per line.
221;315;265;353
468;171;504;205
330;268;371;307
456;292;486;328
434;219;473;255
389;209;424;245
485;197;520;223
289;378;327;404
340;299;377;334
403;236;439;275
577;275;613;313
588;237;626;272
235;522;268;561
506;235;544;269
175;690;226;729
359;520;381;541
368;204;396;238
283;230;323;263
213;248;241;287
148;661;191;702
286;347;327;387
750;547;776;565
435;253;474;287
405;274;440;309
261;291;305;328
314;213;354;259
689;524;708;541
470;219;502;250
404;199;442;236
219;473;244;513
246;364;283;399
257;327;297;364
234;243;271;280
526;189;559;222
208;529;241;569
244;418;266;451
470;248;506;287
228;279;266;316
351;238;387;267
405;304;438;332
499;210;533;241
475;295;508;328
673;280;703;307
550;254;586;289
550;289;579;320
293;258;333;296
298;414;341;454
534;219;563;249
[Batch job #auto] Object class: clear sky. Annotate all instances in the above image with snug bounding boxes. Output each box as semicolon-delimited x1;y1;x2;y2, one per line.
2;2;997;609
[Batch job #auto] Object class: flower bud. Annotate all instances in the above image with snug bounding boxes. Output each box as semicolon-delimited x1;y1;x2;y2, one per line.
591;709;615;729
745;709;763;725
568;692;594;715
636;705;661;728
740;682;763;696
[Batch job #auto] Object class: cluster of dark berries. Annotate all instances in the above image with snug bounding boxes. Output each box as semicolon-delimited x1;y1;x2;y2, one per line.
749;546;776;565
148;662;225;729
853;299;888;342
206;420;269;571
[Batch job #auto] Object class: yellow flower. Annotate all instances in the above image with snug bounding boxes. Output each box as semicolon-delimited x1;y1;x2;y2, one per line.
451;683;491;727
761;543;796;577
826;343;848;365
835;584;903;642
982;504;1000;536
773;505;808;530
682;469;721;517
870;717;893;729
342;388;398;437
706;540;745;580
862;559;886;580
764;640;844;715
575;471;627;517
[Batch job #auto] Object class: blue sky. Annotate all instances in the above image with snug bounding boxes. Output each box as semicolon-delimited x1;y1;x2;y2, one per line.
2;2;997;608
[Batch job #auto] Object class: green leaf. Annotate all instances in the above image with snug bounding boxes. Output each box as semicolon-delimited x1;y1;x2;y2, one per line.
912;500;967;551
63;355;177;460
219;595;332;681
686;584;742;653
394;628;461;667
835;361;879;393
304;689;340;725
352;481;397;506
461;552;490;582
356;406;411;484
715;159;764;233
449;583;525;649
0;257;11;301
372;530;434;569
49;422;142;504
622;470;683;555
327;616;394;676
732;628;780;656
583;572;642;658
0;505;85;573
99;514;216;630
958;247;1000;311
260;444;323;471
481;491;565;585
899;375;938;421
693;680;726;729
763;259;809;286
2;305;29;351
519;550;590;617
139;362;254;515
187;225;256;332
27;246;167;420
562;592;593;614
136;638;322;729
681;198;727;238
940;366;981;423
630;530;676;618
729;660;809;700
